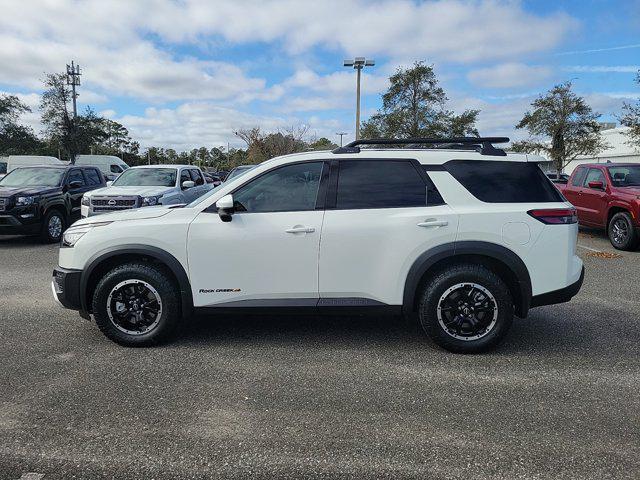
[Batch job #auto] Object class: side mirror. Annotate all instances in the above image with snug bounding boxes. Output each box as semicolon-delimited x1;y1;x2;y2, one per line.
182;180;195;189
588;181;604;190
215;194;234;222
106;181;113;187
68;180;83;189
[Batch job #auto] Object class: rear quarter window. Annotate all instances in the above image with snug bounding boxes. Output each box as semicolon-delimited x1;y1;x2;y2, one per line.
445;160;564;203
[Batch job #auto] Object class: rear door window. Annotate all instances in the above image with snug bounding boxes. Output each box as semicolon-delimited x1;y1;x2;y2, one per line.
336;160;428;209
445;160;563;203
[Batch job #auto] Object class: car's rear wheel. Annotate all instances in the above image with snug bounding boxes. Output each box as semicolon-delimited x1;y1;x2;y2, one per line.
608;212;639;251
41;209;65;243
418;264;513;353
92;262;181;347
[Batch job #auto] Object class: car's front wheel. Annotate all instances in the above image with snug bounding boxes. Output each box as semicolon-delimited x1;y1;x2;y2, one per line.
41;209;65;243
608;212;639;251
418;264;514;353
92;262;181;347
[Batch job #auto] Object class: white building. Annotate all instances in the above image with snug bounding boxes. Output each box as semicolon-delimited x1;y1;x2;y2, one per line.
563;126;639;174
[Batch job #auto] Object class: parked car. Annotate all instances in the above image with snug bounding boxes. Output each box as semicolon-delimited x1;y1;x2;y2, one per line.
53;137;583;352
556;163;640;250
203;172;222;187
546;172;570;184
0;155;66;179
0;164;106;242
224;165;255;182
80;164;213;218
74;155;130;181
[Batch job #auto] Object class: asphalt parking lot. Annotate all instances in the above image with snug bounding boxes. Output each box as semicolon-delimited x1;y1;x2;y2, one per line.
1;230;639;480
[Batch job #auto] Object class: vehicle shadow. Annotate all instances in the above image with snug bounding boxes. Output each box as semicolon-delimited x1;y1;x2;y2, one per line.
0;235;49;248
174;299;639;358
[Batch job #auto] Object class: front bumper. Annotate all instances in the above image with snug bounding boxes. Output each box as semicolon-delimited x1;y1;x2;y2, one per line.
0;210;42;235
531;266;585;308
51;266;83;311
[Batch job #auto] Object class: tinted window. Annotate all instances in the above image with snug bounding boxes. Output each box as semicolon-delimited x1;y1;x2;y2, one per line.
0;162;6;174
571;167;587;186
445;160;564;203
67;169;85;186
190;169;204;186
180;170;191;186
234;162;323;213
85;168;102;186
110;164;123;173
337;160;426;209
584;168;606;186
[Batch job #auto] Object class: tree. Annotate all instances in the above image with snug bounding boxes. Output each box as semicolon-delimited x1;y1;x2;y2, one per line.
40;73;77;160
309;137;338;150
619;70;640;149
0;94;43;155
513;82;607;174
235;125;310;163
361;61;479;139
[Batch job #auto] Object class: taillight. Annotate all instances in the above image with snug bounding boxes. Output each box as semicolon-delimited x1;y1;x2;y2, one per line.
527;208;578;225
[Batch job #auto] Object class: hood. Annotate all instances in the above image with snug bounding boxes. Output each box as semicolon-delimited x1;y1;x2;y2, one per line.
0;185;60;197
84;185;174;198
615;186;640;196
73;205;175;227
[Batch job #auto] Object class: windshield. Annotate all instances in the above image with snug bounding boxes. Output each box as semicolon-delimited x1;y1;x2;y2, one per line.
113;168;177;187
608;166;640;187
0;167;65;187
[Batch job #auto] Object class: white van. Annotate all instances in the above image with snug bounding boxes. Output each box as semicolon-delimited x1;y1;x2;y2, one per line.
0;156;67;178
74;155;129;181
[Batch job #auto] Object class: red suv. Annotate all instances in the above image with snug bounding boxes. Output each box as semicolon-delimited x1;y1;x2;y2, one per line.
557;163;640;250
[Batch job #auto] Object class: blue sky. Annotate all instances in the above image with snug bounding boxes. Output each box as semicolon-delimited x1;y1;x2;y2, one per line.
0;0;638;150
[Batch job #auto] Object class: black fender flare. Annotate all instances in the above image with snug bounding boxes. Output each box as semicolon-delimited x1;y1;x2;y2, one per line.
402;241;532;318
79;245;193;318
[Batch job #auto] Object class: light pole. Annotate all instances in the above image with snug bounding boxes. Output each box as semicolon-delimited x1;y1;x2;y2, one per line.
336;132;348;147
344;57;374;140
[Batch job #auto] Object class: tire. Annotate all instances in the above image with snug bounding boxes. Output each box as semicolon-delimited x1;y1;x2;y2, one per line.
418;263;513;354
92;262;181;347
608;212;639;251
40;209;66;243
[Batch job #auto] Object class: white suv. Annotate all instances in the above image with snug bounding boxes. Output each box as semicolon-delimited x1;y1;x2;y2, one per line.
52;138;584;353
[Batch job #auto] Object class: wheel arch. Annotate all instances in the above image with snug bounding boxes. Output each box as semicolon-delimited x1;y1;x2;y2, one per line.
80;245;193;318
607;205;632;226
402;241;532;318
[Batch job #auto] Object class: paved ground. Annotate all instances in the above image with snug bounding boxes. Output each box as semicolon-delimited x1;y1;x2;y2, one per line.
0;230;639;479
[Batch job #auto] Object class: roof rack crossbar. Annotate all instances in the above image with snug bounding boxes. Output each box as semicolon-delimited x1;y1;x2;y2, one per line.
332;137;509;156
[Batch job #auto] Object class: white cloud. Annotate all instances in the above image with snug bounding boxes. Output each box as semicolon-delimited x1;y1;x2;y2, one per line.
468;63;553;89
565;66;640;73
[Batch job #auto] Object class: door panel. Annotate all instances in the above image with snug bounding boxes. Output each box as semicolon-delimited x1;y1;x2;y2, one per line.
581;168;608;226
188;210;324;306
319;205;458;305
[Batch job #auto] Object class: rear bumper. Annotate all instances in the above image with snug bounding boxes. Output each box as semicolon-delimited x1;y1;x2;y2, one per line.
531;266;585;308
51;266;83;311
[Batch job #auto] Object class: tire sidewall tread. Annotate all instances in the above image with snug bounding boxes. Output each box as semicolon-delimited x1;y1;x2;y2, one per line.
92;262;180;347
418;263;513;354
608;212;639;251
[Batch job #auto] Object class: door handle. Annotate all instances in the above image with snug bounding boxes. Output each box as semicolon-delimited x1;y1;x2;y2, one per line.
417;219;448;228
285;226;315;234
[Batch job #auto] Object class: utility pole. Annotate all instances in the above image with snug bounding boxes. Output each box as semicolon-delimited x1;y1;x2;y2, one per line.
66;61;81;118
336;132;348;147
343;57;374;140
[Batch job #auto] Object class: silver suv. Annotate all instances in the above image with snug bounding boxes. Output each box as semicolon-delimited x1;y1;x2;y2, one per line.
81;165;213;217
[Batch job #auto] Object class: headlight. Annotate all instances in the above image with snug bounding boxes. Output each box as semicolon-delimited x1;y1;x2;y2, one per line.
16;196;37;206
142;195;162;206
62;221;112;247
81;196;90;206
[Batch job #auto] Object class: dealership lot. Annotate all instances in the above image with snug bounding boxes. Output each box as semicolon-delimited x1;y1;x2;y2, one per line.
0;231;639;479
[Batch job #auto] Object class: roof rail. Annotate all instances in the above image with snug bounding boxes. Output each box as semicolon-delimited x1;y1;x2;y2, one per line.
332;137;509;156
